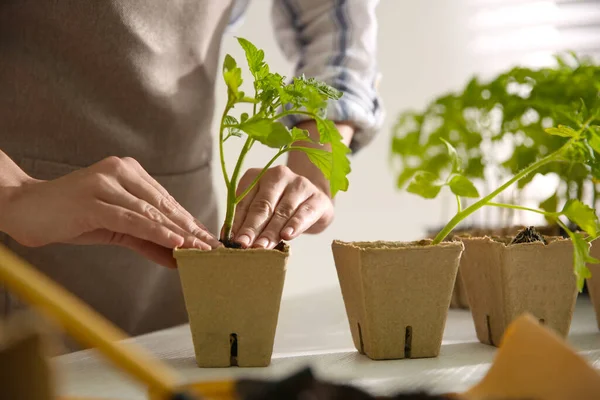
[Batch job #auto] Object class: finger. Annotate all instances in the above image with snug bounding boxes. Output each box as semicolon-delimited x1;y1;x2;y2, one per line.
119;158;221;247
255;180;312;249
281;195;325;240
231;185;257;244
235;182;287;249
94;202;186;250
69;229;178;268
116;235;179;269
97;188;211;250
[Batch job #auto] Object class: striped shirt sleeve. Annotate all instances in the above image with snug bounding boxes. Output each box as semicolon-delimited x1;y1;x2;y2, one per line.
271;0;384;153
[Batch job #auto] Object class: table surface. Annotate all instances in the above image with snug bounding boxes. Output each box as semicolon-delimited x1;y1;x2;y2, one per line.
54;288;600;399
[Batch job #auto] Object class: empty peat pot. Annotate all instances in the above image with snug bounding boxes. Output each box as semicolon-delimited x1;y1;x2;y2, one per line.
331;240;463;360
459;236;577;347
174;245;288;367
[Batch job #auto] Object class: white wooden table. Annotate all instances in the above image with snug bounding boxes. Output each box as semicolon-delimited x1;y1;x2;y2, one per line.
53;287;600;399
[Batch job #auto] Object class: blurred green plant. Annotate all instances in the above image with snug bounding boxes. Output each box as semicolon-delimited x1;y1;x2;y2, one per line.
405;104;600;291
391;52;600;221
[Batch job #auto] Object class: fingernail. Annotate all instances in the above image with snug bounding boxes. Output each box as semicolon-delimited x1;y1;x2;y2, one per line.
255;237;269;248
282;227;294;238
169;231;184;247
193;239;204;249
236;234;251;248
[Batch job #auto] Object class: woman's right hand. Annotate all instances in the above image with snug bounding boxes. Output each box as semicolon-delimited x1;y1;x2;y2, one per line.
0;156;220;268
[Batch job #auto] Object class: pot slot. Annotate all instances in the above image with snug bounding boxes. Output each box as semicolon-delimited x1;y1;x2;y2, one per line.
230;333;238;367
404;326;412;358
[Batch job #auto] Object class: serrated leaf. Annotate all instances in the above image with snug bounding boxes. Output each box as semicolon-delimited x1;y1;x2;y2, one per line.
315;118;351;197
236;37;269;80
223;54;243;99
570;232;595;291
545;125;577;137
407;171;443;199
239;119;293;148
291;127;312;143
449;175;479;197
296;75;342;100
561;199;599;237
295;147;333;180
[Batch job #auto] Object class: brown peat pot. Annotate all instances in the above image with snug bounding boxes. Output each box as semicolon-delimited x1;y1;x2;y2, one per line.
174;245;288;367
332;240;463;360
460;236;577;347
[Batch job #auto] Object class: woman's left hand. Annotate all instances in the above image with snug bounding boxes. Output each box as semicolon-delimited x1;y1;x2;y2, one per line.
231;165;334;249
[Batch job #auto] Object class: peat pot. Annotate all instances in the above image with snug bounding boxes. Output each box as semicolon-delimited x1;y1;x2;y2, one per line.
174;245;288;367
331;240;463;360
460;236;577;347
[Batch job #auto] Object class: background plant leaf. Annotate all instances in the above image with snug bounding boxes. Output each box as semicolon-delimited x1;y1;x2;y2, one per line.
407;171;443;199
449;175;479;197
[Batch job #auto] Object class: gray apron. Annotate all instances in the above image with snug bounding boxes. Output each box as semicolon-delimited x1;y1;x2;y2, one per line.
0;0;232;352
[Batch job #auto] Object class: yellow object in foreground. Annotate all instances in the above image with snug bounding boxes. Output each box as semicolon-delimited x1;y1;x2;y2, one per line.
0;243;184;399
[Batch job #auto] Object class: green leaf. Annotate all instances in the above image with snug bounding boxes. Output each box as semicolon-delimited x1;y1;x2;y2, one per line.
407;171;443;199
561;199;599;237
223;115;242;140
295;147;333;180
448;175;479;197
539;192;558;214
570;232;596;292
236;37;269;80
440;138;461;172
239;119;293;148
291;127;312;143
589;134;600;154
222;54;243;99
545;125;577;138
395;167;417;189
315;118;351;197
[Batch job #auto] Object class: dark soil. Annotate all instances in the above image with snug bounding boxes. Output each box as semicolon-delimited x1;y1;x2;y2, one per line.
510;226;547;245
220;238;286;251
236;367;452;400
220;238;243;249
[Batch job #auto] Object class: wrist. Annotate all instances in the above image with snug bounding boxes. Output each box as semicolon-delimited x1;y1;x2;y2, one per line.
0;178;38;235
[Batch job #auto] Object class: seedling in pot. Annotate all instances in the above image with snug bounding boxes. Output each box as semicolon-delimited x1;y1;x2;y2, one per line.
406;101;600;291
217;38;351;248
175;38;352;368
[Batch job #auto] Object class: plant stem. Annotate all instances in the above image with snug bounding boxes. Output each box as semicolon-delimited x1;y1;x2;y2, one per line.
235;147;292;204
222;137;254;241
271;110;316;121
487;202;552;217
219;102;232;187
432;153;558;245
455;195;462;213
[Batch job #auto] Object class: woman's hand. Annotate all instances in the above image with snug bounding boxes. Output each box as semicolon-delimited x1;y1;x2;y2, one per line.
0;156;220;268
231;165;334;249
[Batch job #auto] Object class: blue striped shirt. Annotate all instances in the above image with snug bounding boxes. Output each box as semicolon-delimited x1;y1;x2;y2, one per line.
229;0;383;153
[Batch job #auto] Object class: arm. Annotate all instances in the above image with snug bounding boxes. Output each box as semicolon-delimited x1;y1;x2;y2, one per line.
230;0;382;248
273;0;383;154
